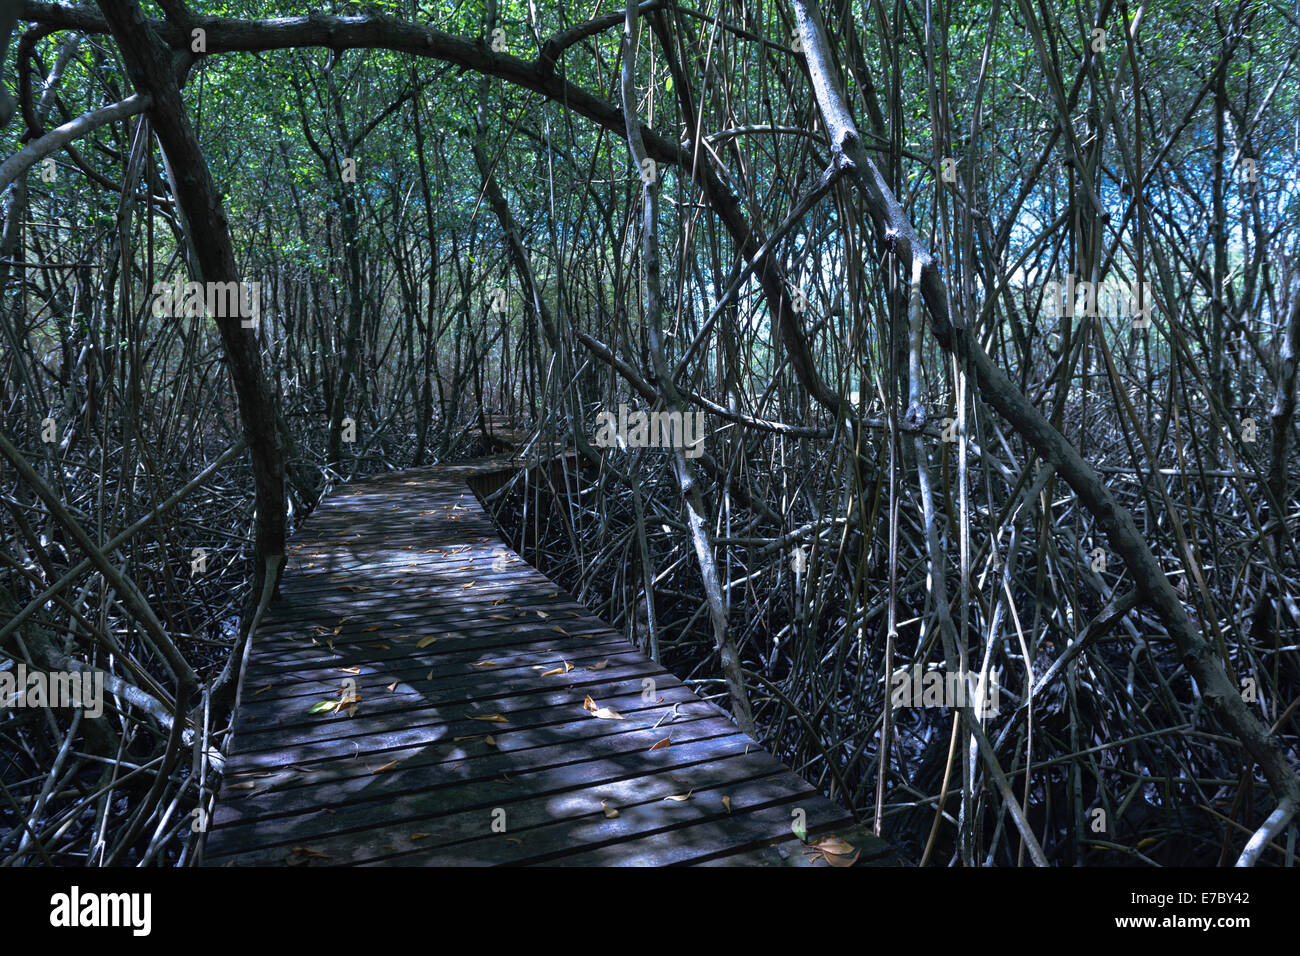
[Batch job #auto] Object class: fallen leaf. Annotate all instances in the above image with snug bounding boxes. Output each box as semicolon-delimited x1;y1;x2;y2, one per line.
601;801;619;819
648;737;671;751
371;760;400;774
333;687;361;715
363;624;381;632
416;636;438;649
582;695;625;720
308;700;336;714
338;666;361;674
721;795;732;813
1136;837;1159;850
589;659;610;670
368;643;390;650
540;661;573;677
249;685;273;697
484;735;498;748
811;836;859;860
410;833;439;841
469;713;509;723
823;848;860;867
386;680;399;692
474;660;499;667
462;581;476;589
664;791;693;802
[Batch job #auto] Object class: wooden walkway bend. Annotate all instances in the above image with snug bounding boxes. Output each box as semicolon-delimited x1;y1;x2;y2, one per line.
203;453;895;866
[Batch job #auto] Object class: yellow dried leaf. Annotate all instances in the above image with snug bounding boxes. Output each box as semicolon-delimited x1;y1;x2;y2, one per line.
589;659;610;670
469;713;509;723
601;801;619;819
582;695;625;720
416;636;438;649
721;795;732;813
484;735;498;748
812;836;858;856
371;760;400;774
823;848;860;867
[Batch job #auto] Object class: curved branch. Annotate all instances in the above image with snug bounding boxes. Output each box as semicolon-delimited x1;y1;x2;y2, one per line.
0;91;148;192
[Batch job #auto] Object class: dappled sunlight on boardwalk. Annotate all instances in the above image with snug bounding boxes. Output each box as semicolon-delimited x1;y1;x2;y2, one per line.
203;457;893;866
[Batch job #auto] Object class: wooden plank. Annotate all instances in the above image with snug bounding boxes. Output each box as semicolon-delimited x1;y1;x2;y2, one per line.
208;735;777;864
210;712;743;830
226;682;714;769
230;658;682;743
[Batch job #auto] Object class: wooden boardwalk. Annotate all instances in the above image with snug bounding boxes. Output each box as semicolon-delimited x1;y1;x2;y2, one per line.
203;453;894;866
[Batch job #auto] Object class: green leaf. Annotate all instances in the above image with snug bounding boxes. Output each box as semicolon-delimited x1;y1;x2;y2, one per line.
308;700;336;714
